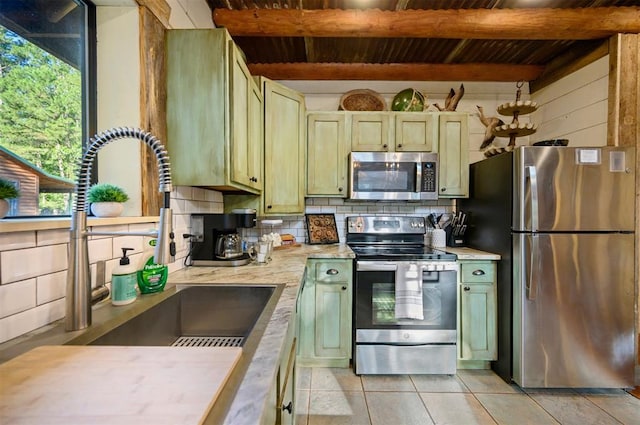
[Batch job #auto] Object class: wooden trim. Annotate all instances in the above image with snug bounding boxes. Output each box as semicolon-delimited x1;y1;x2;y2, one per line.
607;35;640;366
139;7;166;216
214;7;640;40
607;34;640;147
529;41;609;94
247;62;544;82
135;0;171;28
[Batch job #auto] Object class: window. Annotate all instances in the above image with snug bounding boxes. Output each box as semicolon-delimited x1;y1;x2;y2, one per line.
0;0;95;217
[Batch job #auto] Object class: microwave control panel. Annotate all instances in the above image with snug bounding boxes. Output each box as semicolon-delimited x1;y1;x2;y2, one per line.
421;162;437;192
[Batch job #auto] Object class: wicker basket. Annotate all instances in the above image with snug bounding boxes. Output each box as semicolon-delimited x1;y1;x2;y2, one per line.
339;89;386;111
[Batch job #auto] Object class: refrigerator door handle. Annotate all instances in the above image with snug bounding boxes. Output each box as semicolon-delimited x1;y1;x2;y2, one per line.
525;166;539;232
527;234;539;300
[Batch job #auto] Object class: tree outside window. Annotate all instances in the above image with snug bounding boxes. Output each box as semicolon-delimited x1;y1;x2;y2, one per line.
0;1;93;217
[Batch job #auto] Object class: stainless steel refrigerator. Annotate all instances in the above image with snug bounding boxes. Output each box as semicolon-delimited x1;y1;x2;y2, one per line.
460;146;636;388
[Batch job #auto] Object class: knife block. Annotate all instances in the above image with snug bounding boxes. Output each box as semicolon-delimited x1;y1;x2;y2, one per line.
445;224;465;247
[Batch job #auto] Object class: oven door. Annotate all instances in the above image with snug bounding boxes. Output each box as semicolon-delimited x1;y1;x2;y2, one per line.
354;260;458;374
355;261;457;343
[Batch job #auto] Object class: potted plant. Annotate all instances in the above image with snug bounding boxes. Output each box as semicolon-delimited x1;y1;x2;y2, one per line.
87;183;129;217
0;178;19;219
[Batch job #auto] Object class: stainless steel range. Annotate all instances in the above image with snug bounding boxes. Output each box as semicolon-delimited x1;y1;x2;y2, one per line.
347;216;458;375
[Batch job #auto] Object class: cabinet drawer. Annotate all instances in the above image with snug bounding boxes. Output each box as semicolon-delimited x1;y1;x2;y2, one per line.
314;261;351;283
460;262;495;283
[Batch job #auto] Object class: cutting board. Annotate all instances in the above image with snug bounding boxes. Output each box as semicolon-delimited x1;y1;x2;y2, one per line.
0;345;242;424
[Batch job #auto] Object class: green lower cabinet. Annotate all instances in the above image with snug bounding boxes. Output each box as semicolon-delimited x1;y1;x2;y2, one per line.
276;319;297;425
458;261;497;364
298;259;352;367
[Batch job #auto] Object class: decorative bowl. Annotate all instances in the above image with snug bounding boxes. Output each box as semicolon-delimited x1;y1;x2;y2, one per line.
391;88;426;112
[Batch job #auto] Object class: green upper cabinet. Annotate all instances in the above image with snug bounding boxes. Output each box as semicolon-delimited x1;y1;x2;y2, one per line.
262;78;306;215
166;29;262;193
437;112;469;198
231;43;263;191
350;112;437;152
394;113;437;152
307;112;349;197
350;112;392;151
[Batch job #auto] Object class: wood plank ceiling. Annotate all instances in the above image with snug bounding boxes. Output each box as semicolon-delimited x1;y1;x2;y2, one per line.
206;0;640;83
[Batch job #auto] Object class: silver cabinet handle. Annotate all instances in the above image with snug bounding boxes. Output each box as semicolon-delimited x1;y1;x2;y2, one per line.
326;268;339;275
472;269;485;276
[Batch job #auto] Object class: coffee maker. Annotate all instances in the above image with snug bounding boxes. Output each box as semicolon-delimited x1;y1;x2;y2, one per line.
190;211;256;266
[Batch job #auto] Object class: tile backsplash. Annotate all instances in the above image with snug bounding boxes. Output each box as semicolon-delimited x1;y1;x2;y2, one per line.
0;190;454;345
244;197;455;243
0;186;222;344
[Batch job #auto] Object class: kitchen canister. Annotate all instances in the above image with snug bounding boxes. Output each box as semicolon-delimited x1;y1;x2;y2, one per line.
430;228;447;248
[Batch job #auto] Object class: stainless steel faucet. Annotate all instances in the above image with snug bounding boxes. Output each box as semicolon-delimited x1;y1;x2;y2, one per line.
65;127;175;331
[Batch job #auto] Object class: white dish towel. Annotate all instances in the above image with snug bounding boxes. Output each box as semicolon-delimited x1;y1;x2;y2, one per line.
395;262;424;320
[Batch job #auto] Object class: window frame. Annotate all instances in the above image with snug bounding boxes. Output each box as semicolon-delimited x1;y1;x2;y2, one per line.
0;0;97;219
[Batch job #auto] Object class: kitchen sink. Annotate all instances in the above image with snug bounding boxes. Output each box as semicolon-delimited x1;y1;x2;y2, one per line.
66;284;281;347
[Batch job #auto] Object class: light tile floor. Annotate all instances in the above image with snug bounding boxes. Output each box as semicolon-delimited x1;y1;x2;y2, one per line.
295;367;640;425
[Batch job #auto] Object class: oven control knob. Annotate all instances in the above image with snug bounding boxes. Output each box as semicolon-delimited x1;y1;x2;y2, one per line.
403;332;411;340
426;264;436;271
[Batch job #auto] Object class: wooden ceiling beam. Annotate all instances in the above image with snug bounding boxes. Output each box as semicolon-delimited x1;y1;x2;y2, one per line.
530;40;609;93
246;62;544;81
135;0;171;28
213;7;640;40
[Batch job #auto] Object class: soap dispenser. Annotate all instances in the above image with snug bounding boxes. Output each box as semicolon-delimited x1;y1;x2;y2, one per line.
111;247;138;306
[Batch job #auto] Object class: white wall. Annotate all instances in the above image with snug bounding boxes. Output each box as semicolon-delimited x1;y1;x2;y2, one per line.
531;57;609;147
96;7;142;216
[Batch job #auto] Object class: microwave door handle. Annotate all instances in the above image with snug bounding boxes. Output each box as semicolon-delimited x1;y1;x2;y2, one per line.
415;162;422;192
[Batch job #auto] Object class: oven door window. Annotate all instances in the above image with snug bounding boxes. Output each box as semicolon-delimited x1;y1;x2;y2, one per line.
356;270;456;330
372;282;443;326
353;161;417;192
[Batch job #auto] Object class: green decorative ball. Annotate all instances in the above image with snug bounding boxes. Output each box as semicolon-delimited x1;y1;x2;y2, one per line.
391;88;426;112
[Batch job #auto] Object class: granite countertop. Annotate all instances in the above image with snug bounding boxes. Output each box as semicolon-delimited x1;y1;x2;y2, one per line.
0;243;355;425
444;247;501;260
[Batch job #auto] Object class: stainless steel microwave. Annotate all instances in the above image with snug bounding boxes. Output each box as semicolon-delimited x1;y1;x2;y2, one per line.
349;152;438;200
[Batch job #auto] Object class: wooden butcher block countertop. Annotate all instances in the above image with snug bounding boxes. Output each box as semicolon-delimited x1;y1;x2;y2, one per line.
0;345;242;425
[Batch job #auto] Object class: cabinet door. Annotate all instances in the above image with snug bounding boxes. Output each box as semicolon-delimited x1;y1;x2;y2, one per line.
263;79;306;214
395;113;437;152
459;283;497;360
314;282;350;359
277;325;297;425
307;113;348;196
166;30;227;187
350;113;391;151
247;80;263;190
230;42;261;191
459;261;497;361
438;113;469;198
